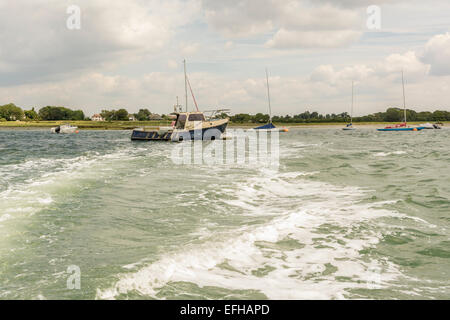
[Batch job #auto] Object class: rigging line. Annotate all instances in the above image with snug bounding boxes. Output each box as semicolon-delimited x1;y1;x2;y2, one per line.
186;75;199;112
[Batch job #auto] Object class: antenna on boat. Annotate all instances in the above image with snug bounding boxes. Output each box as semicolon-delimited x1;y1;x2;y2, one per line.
184;59;188;112
174;96;182;113
266;68;272;123
402;69;407;124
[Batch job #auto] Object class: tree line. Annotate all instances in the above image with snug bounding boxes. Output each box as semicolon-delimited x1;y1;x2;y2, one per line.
0;104;85;121
1;103;449;123
230;108;450;123
0;104;159;122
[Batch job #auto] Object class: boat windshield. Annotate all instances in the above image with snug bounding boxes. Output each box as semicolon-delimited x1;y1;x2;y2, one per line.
176;114;187;129
188;114;205;122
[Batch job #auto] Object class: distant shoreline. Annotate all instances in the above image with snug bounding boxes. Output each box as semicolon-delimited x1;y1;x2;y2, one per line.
0;121;447;130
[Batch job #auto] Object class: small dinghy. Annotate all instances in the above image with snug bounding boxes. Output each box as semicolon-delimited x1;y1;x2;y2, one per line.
419;123;442;129
51;124;79;134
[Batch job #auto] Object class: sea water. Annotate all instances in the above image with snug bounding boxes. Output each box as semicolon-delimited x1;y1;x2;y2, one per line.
0;128;448;299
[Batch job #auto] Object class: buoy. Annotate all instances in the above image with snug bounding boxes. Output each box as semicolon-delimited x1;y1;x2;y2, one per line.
75;130;79;134
413;128;417;131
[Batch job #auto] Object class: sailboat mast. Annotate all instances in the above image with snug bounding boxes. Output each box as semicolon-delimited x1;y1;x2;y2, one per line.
402;70;407;123
266;68;272;123
351;81;354;124
184;59;188;113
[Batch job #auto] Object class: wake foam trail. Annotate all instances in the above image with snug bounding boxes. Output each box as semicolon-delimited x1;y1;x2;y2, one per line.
97;169;404;300
0;146;154;229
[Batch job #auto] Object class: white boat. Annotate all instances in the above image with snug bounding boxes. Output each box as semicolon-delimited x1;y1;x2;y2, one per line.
419;123;442;129
51;124;79;134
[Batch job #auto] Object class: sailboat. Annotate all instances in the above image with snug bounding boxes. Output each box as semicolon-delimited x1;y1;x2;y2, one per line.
253;69;288;132
343;81;356;130
377;71;425;132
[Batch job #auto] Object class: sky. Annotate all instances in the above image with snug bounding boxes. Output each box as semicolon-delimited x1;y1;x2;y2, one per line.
1;0;450;116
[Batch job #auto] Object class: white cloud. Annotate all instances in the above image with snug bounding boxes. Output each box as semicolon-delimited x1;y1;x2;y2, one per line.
180;42;201;56
378;51;430;80
310;65;375;84
202;0;363;49
422;32;450;76
224;41;234;50
266;29;361;49
168;60;179;69
0;0;200;82
1;2;450;116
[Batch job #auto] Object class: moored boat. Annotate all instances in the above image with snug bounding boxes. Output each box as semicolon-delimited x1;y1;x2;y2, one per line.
377;71;424;132
419;122;442;129
131;111;229;141
377;123;424;132
343;81;356;131
131;60;229;142
51;124;79;134
253;69;288;133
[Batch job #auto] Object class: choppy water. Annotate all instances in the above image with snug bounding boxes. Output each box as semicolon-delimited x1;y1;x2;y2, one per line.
0;128;449;300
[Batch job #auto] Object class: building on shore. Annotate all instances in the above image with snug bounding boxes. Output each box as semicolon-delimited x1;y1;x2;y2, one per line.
149;114;163;121
91;114;104;121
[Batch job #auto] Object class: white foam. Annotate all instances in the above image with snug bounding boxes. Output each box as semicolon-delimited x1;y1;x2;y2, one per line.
97;169;404;300
0;145;161;231
0;214;12;223
374;151;407;157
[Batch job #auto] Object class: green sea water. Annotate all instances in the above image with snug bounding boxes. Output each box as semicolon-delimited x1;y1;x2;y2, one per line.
0;128;449;300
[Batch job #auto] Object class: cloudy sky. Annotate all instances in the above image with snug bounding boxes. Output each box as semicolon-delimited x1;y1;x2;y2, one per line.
1;0;450;116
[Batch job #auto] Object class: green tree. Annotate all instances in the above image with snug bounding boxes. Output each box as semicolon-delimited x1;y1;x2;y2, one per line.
24;107;39;120
384;108;403;122
136;109;151;121
115;109;129;121
0;103;24;121
38;106;85;120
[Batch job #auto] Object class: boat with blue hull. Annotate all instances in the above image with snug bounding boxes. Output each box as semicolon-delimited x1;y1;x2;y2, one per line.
131;111;229;142
377;71;425;132
253;68;288;133
377;126;426;132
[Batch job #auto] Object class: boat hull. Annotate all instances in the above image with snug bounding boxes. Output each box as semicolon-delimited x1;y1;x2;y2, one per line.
51;126;78;134
377;127;425;132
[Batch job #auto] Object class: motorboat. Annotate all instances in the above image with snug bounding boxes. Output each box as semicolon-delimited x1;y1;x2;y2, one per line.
131;111;228;141
51;124;79;134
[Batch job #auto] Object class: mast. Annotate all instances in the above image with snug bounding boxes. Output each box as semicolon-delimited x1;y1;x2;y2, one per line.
184;59;188;112
351;81;354;124
402;70;407;123
266;68;272;123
